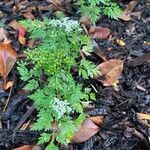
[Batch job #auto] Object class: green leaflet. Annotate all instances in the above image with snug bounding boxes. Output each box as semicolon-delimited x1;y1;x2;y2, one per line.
76;0;122;24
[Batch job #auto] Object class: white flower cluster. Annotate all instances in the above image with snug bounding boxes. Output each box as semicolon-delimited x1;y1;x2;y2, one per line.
49;17;81;33
52;97;73;119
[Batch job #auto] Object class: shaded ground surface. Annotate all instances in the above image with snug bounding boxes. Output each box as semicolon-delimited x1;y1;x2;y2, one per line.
0;0;149;150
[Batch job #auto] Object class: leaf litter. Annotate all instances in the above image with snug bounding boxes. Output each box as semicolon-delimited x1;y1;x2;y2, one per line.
96;59;123;86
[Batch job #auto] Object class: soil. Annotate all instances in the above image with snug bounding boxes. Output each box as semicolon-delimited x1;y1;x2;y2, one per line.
0;0;149;150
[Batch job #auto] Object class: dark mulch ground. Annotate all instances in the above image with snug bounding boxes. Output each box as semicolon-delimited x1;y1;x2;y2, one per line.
0;0;149;150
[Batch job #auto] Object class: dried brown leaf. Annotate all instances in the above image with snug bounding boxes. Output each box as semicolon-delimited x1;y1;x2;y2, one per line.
8;20;26;45
71;119;100;143
0;42;17;78
14;145;32;150
119;0;139;21
8;20;25;31
97;59;123;86
8;20;26;37
14;145;41;150
89;26;111;39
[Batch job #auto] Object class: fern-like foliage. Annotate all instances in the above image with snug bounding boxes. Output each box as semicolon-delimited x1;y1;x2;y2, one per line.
18;17;99;150
76;0;122;24
79;59;101;79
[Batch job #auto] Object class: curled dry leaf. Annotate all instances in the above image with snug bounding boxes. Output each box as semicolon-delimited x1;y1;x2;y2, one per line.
71;118;100;143
89;26;111;39
119;0;139;21
0;42;17;78
137;113;150;120
97;59;123;86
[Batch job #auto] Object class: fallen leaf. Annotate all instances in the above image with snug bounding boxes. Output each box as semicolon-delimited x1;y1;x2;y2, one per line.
23;12;35;20
0;28;9;42
18;36;26;45
97;59;123;86
4;81;13;90
116;39;125;46
89;116;104;126
119;0;139;21
89;26;111;39
137;113;150;120
8;20;26;32
14;145;41;150
71;119;100;143
14;145;32;150
8;20;26;45
0;42;17;79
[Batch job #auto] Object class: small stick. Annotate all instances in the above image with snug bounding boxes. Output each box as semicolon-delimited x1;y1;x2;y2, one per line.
20;119;32;130
90;84;98;93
